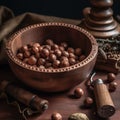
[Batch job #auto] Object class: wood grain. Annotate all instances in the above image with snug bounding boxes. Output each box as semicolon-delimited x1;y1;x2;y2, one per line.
0;65;120;120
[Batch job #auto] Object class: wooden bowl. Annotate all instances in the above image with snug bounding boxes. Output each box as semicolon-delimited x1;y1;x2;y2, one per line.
6;23;98;92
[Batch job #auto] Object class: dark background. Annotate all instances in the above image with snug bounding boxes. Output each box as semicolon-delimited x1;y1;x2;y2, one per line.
0;0;120;19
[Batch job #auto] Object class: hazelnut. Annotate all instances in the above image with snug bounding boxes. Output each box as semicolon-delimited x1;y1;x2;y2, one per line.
17;53;23;60
43;45;51;50
74;88;84;98
67;47;74;53
60;42;68;48
51;112;62;120
52;44;59;50
109;82;117;92
62;51;69;57
38;58;46;66
55;49;62;57
27;56;37;65
53;60;60;68
33;42;40;48
46;39;54;46
75;48;82;56
107;73;116;82
21;45;28;52
45;62;52;68
35;52;40;58
23;58;29;63
41;48;50;58
59;46;65;52
60;56;69;62
49;54;57;62
79;55;86;62
84;97;93;107
24;51;31;58
60;60;69;67
39;65;45;69
69;53;76;59
32;46;39;54
69;58;76;65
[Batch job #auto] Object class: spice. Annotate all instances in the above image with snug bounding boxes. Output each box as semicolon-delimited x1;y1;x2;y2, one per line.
68;113;89;120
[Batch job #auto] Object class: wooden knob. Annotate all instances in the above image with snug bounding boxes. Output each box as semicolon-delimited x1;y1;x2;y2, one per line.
91;0;113;7
93;79;115;118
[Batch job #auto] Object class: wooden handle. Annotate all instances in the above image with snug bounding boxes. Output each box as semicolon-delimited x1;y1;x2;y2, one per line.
93;79;115;118
0;80;48;113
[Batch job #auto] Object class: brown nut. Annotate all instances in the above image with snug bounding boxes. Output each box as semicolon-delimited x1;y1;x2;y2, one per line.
79;55;86;62
33;42;40;48
107;73;116;82
69;58;76;65
21;45;29;52
74;88;84;98
62;51;69;57
46;39;54;46
24;51;31;58
53;60;60;68
67;47;75;53
60;42;68;48
55;49;62;57
38;58;46;66
49;54;57;62
84;97;93;107
109;82;117;92
75;48;82;56
27;55;37;65
17;53;23;60
41;48;50;58
60;60;70;67
51;112;62;120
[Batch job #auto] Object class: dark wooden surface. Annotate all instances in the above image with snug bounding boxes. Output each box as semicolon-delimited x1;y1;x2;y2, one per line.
0;65;120;120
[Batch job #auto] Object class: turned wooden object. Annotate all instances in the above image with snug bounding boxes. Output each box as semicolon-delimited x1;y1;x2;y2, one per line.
81;0;120;38
93;79;115;118
0;80;48;113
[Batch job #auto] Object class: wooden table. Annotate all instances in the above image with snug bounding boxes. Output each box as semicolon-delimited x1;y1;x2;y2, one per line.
0;65;120;120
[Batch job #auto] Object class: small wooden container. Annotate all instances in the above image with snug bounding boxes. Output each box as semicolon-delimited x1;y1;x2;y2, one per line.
6;23;98;92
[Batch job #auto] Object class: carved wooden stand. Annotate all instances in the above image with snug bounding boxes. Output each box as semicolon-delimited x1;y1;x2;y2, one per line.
81;0;120;38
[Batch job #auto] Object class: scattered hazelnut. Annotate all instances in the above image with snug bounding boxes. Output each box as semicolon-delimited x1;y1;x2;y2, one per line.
55;49;62;57
84;97;93;107
53;60;60;68
51;112;62;120
74;88;84;98
109;82;117;92
38;58;46;66
107;73;116;82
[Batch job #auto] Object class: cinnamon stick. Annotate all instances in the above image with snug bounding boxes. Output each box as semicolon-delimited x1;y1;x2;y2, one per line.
0;80;48;113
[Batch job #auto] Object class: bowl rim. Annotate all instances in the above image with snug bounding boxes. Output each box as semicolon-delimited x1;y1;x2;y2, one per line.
6;22;98;73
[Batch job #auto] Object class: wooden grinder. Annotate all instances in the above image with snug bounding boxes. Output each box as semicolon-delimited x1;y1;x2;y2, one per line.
81;0;120;38
93;79;115;118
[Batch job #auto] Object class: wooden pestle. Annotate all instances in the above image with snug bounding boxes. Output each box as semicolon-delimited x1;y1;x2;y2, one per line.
93;79;115;118
0;80;48;113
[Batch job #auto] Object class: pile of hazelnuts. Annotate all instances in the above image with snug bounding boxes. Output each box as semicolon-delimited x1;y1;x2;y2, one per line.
16;39;86;69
